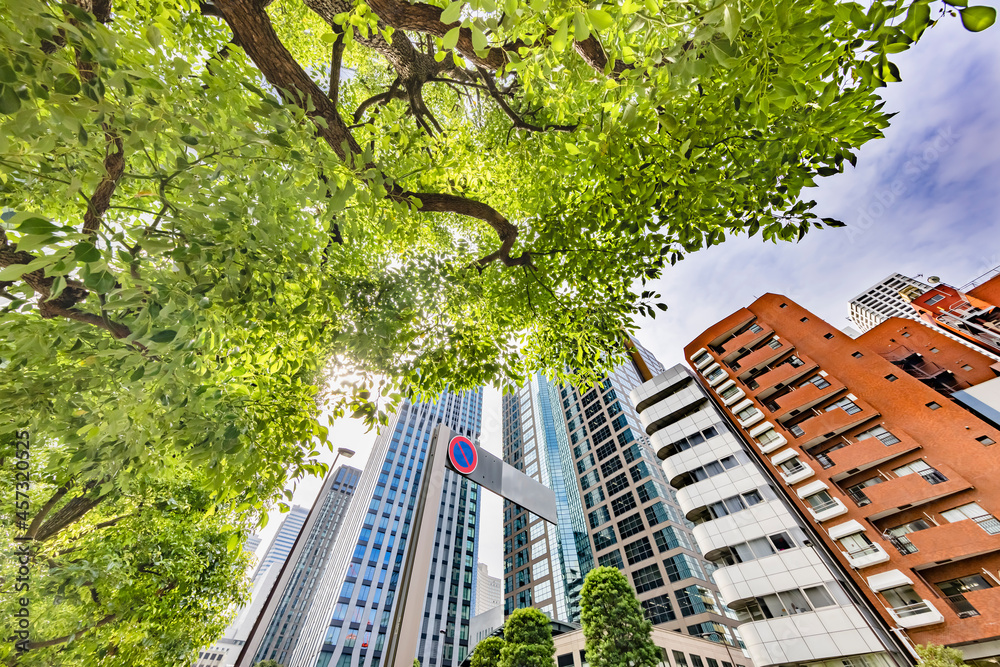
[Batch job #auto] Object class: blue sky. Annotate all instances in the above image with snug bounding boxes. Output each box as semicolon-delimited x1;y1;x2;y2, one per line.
273;9;1000;579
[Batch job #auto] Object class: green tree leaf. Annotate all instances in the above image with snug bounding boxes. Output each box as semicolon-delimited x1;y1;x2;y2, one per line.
441;1;464;23
960;5;996;31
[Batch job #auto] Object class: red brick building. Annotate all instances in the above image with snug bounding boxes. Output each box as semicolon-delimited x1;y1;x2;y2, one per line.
905;274;1000;358
685;294;1000;661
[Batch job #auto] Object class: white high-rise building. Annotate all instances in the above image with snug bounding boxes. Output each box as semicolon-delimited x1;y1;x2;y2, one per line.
848;272;930;332
475;563;501;616
632;364;908;667
252;505;310;586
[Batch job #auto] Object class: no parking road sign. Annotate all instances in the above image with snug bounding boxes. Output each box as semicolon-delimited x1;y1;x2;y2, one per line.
447;435;478;474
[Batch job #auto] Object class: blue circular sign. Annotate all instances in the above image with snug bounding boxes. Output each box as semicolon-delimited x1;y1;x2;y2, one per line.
448;435;478;475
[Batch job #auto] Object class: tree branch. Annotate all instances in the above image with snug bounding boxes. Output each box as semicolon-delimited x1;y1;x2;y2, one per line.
24;614;117;650
328;30;346;108
26;484;71;540
353;78;405;124
474;67;577;133
214;0;529;268
82;131;125;236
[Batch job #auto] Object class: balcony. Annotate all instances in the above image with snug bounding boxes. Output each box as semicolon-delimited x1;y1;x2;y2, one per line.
735;342;788;380
944;593;980;619
780;462;815;485
720;325;774;362
771;378;845;422
824;431;922;483
843;542;891;569
892;514;1000;564
690;347;714;369
747;353;818;397
863;464;972;520
789;401;879;450
888;600;945;629
807;497;849;522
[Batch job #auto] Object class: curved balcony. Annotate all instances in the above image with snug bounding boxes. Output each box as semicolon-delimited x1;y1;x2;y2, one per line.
678;469;769;520
713;379;746;406
702;363;729;387
771;377;845;423
662;437;747;486
806;497;849;522
692;500;796;559
738;606;889;666
780;463;815;486
842;543;891;569
712;547;832;607
690;347;714;369
738;408;765;429
720;324;774;362
863;463;973;521
749;422;787;454
888;600;945;629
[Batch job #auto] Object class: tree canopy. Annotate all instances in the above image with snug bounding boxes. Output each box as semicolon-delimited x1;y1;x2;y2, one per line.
0;0;993;660
579;566;660;667
500;608;554;667
471;635;506;667
0;433;251;665
916;645;969;667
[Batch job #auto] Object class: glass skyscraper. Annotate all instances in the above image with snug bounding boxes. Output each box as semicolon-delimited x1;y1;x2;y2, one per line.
288;389;483;667
501;371;592;623
502;341;743;642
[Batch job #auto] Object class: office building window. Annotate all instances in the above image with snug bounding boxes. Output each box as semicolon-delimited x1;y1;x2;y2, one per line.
624;537;654;565
632;564;664;594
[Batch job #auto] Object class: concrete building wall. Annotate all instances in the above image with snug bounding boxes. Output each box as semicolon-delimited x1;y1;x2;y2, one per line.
684;294;1000;660
476;563;502;616
251;465;363;665
632;365;904;667
553;625;753;667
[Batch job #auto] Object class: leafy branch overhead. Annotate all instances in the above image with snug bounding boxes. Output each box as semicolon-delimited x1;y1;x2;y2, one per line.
0;0;991;660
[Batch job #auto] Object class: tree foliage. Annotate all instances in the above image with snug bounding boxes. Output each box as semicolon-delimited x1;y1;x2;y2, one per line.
0;433;251;665
580;566;660;667
500;608;554;667
916;644;969;667
0;0;991;659
471;636;506;667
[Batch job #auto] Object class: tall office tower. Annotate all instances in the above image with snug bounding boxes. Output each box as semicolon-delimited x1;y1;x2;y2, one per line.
502;344;743;643
251;465;363;665
286;390;484;667
501;371;592;624
475;563;502;615
849;273;930;333
685;294;1000;662
246;534;263;556
632;364;907;667
252;504;310;586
